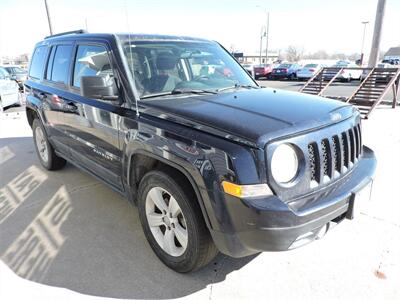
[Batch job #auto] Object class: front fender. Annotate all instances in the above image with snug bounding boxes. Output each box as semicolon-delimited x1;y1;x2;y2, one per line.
120;115;263;232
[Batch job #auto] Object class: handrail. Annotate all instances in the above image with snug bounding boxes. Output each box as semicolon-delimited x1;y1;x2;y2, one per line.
364;69;400;118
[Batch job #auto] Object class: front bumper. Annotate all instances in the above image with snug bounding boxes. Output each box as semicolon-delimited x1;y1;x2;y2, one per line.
209;146;376;257
297;74;313;79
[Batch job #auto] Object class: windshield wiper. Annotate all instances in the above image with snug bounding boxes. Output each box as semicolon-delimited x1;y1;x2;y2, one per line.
216;84;260;92
141;89;217;99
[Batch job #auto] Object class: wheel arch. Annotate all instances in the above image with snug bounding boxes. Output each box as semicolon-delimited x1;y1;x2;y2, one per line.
26;106;39;127
127;150;214;230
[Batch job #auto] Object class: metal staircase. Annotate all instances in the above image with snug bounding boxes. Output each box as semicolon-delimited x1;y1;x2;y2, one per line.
299;68;343;96
346;68;400;119
299;67;400;119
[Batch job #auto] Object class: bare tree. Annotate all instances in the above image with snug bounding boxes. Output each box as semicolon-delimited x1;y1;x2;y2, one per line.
229;44;236;54
286;45;303;62
311;50;330;59
348;53;360;61
331;53;347;60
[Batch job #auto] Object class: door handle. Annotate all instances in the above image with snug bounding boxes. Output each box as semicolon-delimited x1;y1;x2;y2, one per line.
65;101;78;111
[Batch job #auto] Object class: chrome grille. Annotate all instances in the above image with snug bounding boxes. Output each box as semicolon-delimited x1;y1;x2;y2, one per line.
308;124;362;188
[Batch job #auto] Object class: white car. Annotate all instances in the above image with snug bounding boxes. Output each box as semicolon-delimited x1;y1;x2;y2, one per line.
0;67;20;111
333;62;363;82
241;63;255;76
296;63;325;79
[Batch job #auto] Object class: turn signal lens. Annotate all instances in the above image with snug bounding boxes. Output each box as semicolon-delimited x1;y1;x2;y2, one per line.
222;181;273;198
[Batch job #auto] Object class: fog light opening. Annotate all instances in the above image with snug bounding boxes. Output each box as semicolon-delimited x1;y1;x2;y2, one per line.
288;223;329;250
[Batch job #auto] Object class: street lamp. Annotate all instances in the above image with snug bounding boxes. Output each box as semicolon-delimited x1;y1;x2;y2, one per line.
265;12;270;64
256;5;270;65
43;0;53;35
259;26;266;65
360;21;369;65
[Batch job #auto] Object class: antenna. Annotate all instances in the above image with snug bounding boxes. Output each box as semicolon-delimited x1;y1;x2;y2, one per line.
124;1;140;117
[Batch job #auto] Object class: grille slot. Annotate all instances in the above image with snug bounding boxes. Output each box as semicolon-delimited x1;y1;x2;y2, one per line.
308;124;362;188
349;129;356;163
332;136;341;172
321;139;331;178
341;131;349;168
308;143;320;183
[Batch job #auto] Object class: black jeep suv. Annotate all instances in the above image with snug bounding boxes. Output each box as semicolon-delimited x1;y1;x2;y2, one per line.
25;30;376;273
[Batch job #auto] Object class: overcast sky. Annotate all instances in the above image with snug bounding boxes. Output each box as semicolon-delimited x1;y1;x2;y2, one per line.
0;0;399;57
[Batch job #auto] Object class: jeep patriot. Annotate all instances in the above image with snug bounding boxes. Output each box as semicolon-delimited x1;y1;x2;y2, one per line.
25;30;376;272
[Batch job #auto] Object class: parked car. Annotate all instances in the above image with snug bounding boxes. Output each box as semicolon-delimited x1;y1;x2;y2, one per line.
25;31;376;273
253;64;273;79
241;63;255;76
382;59;400;65
332;62;363;82
0;67;20;111
2;65;28;90
377;63;393;68
296;63;325;80
270;63;301;80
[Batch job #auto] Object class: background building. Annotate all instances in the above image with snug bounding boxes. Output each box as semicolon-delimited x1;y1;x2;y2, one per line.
383;46;400;61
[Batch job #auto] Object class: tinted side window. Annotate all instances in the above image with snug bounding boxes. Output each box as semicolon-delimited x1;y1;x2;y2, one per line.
29;46;48;79
51;45;73;84
73;45;112;87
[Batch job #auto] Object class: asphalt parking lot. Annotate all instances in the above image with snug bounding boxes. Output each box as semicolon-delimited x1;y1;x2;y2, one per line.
1;81;399;300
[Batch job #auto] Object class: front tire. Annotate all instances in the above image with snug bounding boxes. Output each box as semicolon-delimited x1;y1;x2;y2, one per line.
137;170;218;272
32;118;66;170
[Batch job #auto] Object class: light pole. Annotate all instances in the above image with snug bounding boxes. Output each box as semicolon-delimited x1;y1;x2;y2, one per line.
259;26;266;65
43;0;53;35
265;12;270;64
360;21;369;65
256;5;270;65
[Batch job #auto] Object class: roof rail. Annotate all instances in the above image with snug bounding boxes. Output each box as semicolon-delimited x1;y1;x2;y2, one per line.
45;29;87;40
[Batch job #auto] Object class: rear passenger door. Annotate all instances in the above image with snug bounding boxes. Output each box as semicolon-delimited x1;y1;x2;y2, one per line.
62;42;123;190
27;44;74;157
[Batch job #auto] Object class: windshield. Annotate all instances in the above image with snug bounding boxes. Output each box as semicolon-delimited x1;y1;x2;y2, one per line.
304;64;318;68
278;64;292;68
120;39;256;98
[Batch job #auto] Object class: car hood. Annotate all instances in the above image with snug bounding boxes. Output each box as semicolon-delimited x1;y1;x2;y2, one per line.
141;88;355;147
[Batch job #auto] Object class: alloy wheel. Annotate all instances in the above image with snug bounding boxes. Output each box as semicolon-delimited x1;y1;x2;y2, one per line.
145;187;188;257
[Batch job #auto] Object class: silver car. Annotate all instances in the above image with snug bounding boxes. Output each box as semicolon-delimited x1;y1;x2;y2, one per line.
2;65;28;90
296;63;325;80
0;67;20;111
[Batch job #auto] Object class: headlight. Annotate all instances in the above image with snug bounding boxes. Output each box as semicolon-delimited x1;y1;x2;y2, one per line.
271;143;299;184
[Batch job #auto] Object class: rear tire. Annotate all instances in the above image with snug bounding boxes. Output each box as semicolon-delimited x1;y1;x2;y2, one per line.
32;118;66;170
137;170;218;273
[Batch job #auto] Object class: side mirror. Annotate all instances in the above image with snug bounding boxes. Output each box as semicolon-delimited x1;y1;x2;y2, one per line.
80;76;119;101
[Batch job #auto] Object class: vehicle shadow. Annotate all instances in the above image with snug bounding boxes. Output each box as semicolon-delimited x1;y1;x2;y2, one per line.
0;137;257;299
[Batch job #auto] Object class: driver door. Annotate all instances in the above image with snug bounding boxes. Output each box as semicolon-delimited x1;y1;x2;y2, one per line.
63;43;124;190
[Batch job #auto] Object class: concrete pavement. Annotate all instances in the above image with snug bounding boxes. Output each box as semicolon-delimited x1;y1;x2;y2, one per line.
0;82;399;299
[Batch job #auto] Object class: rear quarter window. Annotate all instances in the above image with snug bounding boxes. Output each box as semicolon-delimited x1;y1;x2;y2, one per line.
29;46;49;79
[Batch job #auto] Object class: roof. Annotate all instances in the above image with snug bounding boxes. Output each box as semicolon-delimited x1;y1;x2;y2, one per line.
384;47;400;56
39;32;212;45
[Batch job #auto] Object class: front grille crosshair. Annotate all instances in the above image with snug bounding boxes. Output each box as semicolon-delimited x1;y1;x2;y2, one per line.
308;125;362;188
